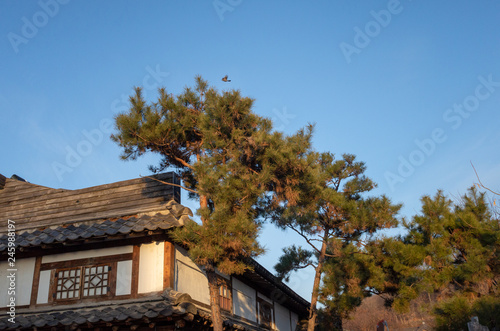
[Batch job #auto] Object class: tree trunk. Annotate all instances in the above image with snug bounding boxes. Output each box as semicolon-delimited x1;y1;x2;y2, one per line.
207;266;224;331
307;236;328;331
199;194;224;331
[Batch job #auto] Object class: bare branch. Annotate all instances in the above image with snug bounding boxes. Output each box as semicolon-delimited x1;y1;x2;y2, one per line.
285;224;321;254
134;132;195;170
471;161;500;196
141;175;199;195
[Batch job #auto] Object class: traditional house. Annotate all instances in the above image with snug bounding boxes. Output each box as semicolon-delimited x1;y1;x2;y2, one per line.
0;173;309;330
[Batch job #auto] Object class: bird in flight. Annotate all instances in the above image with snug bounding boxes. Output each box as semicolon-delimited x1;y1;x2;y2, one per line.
222;75;231;82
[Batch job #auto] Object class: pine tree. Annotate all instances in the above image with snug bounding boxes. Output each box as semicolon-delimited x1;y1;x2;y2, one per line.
111;76;312;330
400;188;498;301
375;188;500;330
272;153;401;331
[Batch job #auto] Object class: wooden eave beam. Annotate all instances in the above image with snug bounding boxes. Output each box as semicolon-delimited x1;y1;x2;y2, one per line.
0;230;175;260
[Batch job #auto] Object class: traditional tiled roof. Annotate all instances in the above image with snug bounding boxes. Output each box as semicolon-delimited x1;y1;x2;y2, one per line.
0;201;192;252
0;289;255;330
0;173;181;233
0;173;311;321
245;258;310;312
0;301;184;330
0;289;200;330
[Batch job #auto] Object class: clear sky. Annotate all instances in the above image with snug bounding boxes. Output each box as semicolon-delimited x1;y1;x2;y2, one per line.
1;0;499;302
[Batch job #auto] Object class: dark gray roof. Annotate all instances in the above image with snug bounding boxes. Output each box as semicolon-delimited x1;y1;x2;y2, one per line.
0;173;310;320
245;258;310;312
0;173;181;233
0;289;252;330
0;290;198;330
0;301;182;330
0;200;192;252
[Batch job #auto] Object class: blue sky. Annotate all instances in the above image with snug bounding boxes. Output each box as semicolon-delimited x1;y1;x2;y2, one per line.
1;0;499;301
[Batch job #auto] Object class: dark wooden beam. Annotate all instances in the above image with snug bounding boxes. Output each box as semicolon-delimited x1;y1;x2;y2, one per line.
30;256;42;306
164;241;175;289
108;262;117;297
131;245;140;298
0;232;170;261
40;253;132;271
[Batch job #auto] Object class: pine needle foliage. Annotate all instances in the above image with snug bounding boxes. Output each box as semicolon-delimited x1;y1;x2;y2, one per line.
111;76;314;331
398;188;498;307
372;187;500;330
270;153;401;331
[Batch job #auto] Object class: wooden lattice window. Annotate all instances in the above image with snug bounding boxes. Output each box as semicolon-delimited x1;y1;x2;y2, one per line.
55;267;81;300
54;264;111;301
258;297;273;329
83;265;110;297
218;277;232;312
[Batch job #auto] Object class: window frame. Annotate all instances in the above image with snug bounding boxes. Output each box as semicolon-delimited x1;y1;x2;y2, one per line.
81;264;112;298
257;297;274;329
53;263;113;301
218;276;232;313
53;266;82;301
41;253;132;304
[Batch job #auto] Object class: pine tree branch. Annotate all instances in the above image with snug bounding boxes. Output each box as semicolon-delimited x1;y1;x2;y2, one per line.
167;154;194;170
140;175;199;195
133;132;195;170
323;251;371;258
334;178;341;192
294;262;318;270
323;253;337;258
285;224;321;255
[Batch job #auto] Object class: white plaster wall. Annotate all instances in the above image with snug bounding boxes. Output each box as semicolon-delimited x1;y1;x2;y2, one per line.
42;246;133;263
15;258;35;305
275;302;291;331
174;246;210;305
0;258;35;306
138;242;164;293
232;278;256;322
175;246;203;272
175;261;210;304
291;312;299;331
116;260;132;296
37;270;51;304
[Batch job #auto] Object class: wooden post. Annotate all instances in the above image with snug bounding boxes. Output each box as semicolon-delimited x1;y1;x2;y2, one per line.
30;256;42;306
164;241;175;289
131;245;140;298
